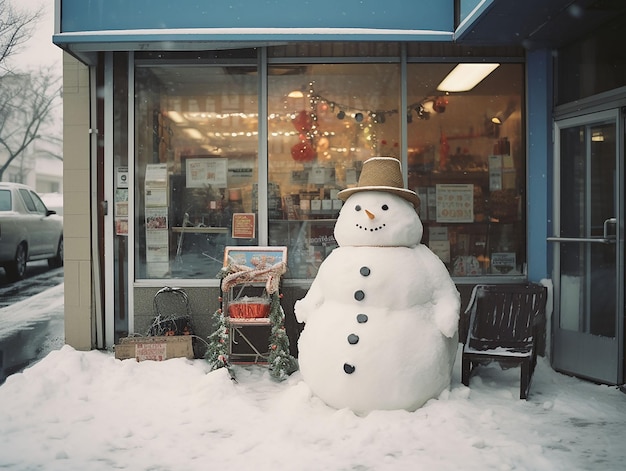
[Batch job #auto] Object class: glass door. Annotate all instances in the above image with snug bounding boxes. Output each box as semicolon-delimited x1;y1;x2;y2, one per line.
550;109;624;384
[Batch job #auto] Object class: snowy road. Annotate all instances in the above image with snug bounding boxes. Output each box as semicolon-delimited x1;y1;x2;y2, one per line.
0;261;64;308
0;266;64;383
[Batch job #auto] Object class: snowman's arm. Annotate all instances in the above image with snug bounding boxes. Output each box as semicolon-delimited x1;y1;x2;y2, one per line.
294;272;325;324
417;246;461;338
432;287;461;339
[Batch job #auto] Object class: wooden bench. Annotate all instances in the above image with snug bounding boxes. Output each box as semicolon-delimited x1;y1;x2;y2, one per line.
461;283;548;399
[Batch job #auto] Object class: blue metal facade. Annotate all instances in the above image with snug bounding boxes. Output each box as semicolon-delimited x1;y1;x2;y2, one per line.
53;0;554;284
56;0;453;43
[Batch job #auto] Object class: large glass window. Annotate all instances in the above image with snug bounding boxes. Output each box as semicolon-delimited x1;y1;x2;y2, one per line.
133;48;525;281
266;61;525;279
135;62;259;279
267;63;401;278
407;63;525;277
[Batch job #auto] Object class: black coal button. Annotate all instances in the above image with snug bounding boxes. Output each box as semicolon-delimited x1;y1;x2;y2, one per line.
347;334;359;344
354;290;365;301
343;363;355;374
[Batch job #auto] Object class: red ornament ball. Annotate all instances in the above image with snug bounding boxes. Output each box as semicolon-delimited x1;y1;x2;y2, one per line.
292;110;313;132
291;141;316;162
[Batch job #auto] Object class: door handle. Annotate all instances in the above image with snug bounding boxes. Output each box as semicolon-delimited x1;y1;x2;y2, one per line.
603;217;616;240
547;237;614;244
548;217;617;244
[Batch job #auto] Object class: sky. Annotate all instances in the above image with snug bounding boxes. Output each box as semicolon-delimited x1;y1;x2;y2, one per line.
8;0;61;72
1;283;626;470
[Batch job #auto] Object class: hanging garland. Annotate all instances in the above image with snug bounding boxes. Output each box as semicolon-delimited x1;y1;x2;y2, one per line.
306;80;448;125
288;82;449;162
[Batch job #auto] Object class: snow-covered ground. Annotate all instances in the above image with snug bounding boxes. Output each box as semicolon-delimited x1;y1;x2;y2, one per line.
0;285;625;471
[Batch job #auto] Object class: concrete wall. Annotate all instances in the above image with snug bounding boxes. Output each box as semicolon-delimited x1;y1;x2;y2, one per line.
62;53;93;350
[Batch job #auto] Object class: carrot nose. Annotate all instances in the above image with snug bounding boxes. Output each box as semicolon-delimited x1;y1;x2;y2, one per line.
365;209;375;219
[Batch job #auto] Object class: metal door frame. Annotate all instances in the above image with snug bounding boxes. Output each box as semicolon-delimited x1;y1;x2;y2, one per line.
550;108;624;384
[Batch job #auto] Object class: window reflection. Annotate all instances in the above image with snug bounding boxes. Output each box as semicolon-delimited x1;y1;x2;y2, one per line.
267;64;401;278
408;63;525;277
133;54;526;281
134;65;259;279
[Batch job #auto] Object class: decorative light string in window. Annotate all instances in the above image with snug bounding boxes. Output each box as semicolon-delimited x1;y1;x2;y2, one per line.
303;82;448;124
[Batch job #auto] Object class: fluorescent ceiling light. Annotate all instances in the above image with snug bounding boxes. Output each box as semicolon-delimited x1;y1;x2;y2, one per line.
167;110;185;124
182;127;203;140
437;63;500;92
287;90;304;98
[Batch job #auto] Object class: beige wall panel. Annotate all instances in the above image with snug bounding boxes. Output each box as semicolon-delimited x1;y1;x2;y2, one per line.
62;128;90;171
64;236;91;261
64;261;81;307
63;53;94;350
63;169;90;192
63;214;91;239
63;191;90;216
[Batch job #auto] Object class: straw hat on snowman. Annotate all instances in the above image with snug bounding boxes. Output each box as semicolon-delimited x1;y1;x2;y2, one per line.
337;157;420;209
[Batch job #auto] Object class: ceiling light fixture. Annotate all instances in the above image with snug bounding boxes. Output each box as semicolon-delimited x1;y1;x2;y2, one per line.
182;127;203;140
437;63;500;92
491;100;517;125
167;110;185;124
591;131;604;142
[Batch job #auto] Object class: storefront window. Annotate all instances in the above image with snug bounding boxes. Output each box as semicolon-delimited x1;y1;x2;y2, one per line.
133;50;525;281
407;63;525;276
267;63;401;278
134;63;259;279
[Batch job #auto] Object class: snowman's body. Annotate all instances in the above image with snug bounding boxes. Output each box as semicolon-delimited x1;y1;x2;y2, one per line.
295;189;460;413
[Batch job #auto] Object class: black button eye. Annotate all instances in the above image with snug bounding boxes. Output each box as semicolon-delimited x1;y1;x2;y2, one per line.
355;205;362;211
381;204;389;211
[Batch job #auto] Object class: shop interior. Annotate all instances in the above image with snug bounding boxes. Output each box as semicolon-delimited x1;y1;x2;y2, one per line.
132;55;524;280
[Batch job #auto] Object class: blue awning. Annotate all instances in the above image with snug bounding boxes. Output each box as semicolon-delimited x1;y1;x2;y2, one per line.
54;0;455;63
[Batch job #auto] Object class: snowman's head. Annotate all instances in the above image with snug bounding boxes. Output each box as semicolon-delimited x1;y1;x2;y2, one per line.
334;190;423;248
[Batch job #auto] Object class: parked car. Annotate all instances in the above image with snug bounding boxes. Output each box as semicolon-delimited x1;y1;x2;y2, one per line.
0;183;63;281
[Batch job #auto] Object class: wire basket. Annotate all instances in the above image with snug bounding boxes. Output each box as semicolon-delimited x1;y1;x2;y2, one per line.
148;287;194;336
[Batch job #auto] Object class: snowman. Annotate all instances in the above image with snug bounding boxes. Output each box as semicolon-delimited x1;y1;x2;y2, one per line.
295;157;460;413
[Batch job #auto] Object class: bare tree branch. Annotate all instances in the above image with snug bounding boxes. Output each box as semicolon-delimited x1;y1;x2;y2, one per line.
0;67;61;180
0;0;41;74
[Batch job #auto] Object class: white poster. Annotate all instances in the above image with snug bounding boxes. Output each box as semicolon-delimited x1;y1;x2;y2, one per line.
145;207;168;230
436;184;474;223
145;163;167;187
185;158;228;188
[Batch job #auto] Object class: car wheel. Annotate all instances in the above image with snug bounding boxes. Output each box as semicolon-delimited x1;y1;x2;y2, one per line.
48;236;64;268
6;243;27;282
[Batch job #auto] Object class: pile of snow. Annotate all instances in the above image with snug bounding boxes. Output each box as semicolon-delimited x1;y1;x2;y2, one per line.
1;345;624;470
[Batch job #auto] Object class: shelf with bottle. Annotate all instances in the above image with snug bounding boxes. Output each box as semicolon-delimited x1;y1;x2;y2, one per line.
280;190;343;221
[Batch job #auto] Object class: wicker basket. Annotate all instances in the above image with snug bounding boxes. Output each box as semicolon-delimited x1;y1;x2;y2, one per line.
228;296;270;318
